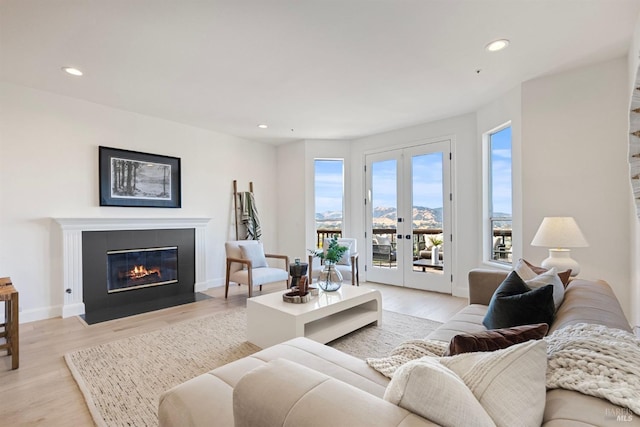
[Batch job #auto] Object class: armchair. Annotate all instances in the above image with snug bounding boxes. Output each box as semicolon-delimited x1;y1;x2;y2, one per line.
372;236;396;266
308;238;359;286
225;241;290;298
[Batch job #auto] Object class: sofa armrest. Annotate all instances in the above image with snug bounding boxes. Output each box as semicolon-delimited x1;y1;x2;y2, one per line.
233;359;437;427
468;269;508;305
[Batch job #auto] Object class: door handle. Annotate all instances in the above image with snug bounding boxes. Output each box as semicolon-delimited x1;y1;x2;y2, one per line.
405;235;411;240
397;234;402;239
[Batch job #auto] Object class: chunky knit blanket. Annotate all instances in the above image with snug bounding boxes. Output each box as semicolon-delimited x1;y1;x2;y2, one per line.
366;339;449;378
367;323;640;415
545;323;640;415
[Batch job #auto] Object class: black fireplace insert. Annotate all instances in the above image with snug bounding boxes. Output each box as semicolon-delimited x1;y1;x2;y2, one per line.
82;228;207;324
107;246;178;293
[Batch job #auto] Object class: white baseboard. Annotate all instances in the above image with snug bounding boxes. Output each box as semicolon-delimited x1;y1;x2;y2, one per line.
62;302;85;318
452;284;468;299
19;305;63;324
194;281;208;292
197;277;225;290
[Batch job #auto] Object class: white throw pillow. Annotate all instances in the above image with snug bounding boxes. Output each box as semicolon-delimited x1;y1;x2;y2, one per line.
384;340;547;427
524;267;565;311
337;246;351;266
439;340;547;427
239;242;268;269
323;238;352;266
384;357;495;427
514;259;565;310
377;236;392;246
514;258;538;280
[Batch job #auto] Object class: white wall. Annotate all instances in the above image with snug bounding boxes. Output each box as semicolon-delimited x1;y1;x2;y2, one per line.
350;113;478;298
521;58;633;318
0;82;279;322
276;140;306;259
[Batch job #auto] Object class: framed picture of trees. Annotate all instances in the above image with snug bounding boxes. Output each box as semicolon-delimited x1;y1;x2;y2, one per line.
99;146;181;208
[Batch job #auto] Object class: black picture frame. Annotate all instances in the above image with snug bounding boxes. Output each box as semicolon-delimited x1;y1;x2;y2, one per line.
99;146;181;208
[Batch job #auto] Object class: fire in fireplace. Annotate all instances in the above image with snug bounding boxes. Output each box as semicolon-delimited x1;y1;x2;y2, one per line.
107;246;178;293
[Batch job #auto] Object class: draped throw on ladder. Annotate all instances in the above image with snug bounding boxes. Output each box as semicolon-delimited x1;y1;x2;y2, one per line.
239;192;261;240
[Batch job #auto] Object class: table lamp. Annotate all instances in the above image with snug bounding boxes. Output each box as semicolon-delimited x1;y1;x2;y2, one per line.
530;217;588;276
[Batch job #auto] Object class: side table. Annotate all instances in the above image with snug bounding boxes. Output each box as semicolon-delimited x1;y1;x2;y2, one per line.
0;277;19;370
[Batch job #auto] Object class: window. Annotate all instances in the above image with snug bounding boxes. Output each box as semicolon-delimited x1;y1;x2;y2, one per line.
314;159;344;247
486;125;512;264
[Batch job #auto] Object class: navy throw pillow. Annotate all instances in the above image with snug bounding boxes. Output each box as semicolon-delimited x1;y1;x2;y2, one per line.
482;271;555;329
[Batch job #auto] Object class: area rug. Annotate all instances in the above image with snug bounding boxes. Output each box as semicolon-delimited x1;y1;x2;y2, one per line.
65;309;442;427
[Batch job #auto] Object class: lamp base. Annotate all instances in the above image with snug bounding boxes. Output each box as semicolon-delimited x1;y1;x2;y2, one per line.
540;249;580;277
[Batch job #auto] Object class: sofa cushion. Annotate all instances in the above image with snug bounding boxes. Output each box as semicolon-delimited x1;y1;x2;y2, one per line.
229;266;289;286
482;271;555;329
385;340;547;427
543;388;637;426
159;372;236;427
550;279;632;334
426;304;488;342
159;337;393;427
233;359;437;427
446;322;548;356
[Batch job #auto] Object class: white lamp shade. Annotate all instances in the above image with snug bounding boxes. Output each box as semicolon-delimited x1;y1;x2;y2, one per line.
531;217;588;248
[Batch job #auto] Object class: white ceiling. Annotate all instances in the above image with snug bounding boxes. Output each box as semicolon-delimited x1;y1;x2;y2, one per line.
2;0;640;144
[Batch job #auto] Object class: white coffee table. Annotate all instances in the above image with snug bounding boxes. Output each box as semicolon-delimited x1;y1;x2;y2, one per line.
246;286;382;348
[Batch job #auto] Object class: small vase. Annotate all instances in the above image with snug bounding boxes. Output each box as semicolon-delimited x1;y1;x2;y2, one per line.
318;262;342;292
431;246;439;265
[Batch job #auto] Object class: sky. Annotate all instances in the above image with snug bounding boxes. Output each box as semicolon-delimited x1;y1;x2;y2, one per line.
372;153;443;209
315;159;344;213
490;126;512;216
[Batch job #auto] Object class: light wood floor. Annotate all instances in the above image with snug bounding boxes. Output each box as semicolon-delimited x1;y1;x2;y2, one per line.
0;282;466;426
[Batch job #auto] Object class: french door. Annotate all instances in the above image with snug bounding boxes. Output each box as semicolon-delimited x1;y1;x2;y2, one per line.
365;140;452;293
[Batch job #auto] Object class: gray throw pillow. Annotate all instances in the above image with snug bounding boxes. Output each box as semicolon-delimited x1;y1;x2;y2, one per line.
239;242;268;269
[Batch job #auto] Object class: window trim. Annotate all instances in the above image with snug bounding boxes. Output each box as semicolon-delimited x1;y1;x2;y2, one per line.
314;158;345;247
483;122;513;267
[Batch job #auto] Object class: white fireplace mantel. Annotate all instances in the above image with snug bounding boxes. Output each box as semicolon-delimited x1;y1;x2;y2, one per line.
54;217;211;318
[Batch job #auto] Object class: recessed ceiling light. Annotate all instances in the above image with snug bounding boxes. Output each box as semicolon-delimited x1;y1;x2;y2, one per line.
257;124;268;129
62;67;83;76
485;39;510;52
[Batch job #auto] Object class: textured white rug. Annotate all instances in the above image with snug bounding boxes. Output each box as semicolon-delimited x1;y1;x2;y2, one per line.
65;308;442;427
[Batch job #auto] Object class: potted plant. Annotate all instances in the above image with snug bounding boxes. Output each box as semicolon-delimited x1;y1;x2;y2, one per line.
310;235;348;291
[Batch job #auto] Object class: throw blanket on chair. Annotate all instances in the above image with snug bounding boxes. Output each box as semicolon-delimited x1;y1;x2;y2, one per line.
545;323;640;416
